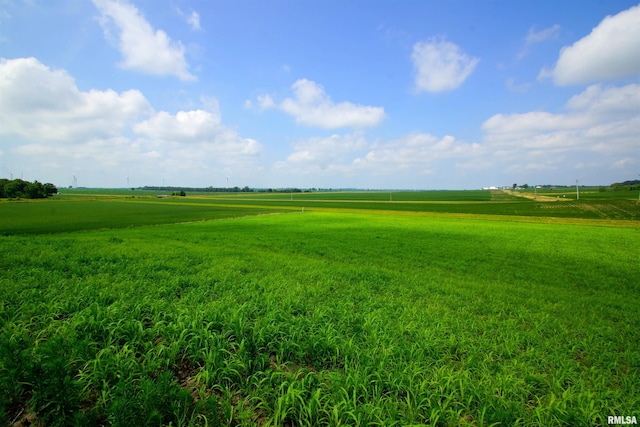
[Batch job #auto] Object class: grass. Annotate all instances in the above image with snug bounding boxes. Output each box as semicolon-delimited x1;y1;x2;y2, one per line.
226;190;495;202
1;192;639;426
2;189;637;236
57;189;496;201
0;198;290;235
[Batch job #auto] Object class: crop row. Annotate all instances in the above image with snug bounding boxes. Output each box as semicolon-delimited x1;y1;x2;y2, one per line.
1;212;639;425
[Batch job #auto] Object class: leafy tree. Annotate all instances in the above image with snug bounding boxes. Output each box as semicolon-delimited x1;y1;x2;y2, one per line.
4;179;28;198
0;179;8;198
44;183;58;196
1;179;58;199
25;181;46;199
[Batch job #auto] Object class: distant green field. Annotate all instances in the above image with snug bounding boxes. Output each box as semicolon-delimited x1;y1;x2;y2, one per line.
0;198;290;235
2;188;633;236
1;190;639;426
521;187;639;201
226;190;495;202
57;189;495;201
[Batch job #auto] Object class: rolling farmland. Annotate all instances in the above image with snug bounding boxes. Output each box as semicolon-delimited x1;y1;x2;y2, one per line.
1;190;639;426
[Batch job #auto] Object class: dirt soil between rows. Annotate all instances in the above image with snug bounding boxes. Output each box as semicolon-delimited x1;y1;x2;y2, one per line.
501;189;560;202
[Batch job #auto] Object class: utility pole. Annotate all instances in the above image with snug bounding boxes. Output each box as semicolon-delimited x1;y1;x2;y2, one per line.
576;179;579;200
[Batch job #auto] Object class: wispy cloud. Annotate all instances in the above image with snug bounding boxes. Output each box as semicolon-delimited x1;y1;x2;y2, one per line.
505;78;532;93
517;24;560;59
177;7;201;31
525;24;560;44
93;0;196;81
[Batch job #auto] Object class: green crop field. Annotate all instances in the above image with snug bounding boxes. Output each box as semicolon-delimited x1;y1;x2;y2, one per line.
1;191;639;426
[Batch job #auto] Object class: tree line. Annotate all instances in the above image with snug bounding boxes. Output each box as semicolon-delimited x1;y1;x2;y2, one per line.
0;179;58;199
609;180;640;191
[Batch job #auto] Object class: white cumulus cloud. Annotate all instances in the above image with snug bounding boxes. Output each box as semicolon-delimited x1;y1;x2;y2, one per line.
482;84;640;157
411;37;479;93
0;57;262;187
0;57;151;142
254;79;386;129
542;4;640;85
134;110;221;141
275;132;367;175
353;134;481;175
134;109;262;156
93;0;196;81
275;131;481;181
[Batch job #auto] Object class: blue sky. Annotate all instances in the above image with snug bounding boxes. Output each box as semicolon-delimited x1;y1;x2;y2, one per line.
1;0;638;189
